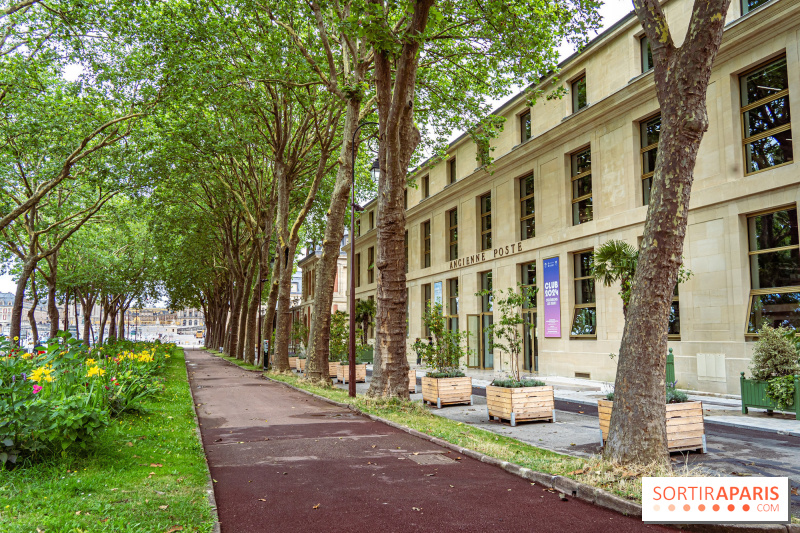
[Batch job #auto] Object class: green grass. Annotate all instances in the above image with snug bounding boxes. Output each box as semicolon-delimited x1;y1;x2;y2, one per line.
0;348;215;532
203;348;262;371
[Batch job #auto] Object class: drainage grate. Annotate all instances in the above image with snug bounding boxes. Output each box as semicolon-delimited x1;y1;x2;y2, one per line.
574;372;591;380
406;453;457;465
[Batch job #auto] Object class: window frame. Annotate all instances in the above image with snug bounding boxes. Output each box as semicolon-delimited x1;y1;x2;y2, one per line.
369;211;374;230
640;35;653;73
570;249;597;338
741;0;773;15
355;253;361;288
422;220;431;268
519;173;535;240
745;205;800;336
669;284;681;340
422;283;432;337
446;277;459;333
480;193;492;251
367;246;375;284
448;208;458;261
449;158;457;184
739;56;793;176
640;114;661;206
571;147;593;225
572;75;587;113
520;110;531;143
422;175;430;198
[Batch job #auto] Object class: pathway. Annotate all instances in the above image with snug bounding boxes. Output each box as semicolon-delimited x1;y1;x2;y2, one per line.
184;349;670;532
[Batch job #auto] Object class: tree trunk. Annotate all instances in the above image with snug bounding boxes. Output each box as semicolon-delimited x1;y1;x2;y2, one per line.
367;0;433;398
243;276;260;365
307;98;363;381
605;0;732;466
44;253;59;339
63;290;70;333
273;239;299;372
27;276;40;346
10;258;35;346
262;253;281;369
236;260;255;360
226;280;244;357
108;307;117;343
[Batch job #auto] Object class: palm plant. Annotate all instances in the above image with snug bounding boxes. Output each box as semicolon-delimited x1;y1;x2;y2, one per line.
354;299;376;347
591;240;638;318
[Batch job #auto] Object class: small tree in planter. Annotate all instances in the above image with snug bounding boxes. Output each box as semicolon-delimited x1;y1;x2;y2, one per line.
741;325;800;417
291;321;309;354
327;311;349;378
354;299;376;348
413;302;472;407
476;284;554;425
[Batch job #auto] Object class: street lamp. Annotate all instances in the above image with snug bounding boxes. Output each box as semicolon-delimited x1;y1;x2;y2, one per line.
349;121;379;397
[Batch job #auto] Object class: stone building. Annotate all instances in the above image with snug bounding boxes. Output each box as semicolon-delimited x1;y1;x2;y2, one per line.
348;0;798;395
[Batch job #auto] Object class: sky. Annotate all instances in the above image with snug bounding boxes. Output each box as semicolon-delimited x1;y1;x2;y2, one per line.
0;0;633;296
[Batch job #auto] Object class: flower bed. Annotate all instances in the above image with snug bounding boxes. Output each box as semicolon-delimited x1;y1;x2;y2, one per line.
0;335;176;466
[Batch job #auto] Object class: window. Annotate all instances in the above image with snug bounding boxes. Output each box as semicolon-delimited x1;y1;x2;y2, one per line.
480;193;492;250
746;207;800;333
447;278;459;332
521;262;537;372
641;115;661;206
478;271;494;369
355;253;361;288
669;284;681;339
369;211;374;230
742;0;772;15
422;175;430;198
367;246;374;284
520;110;531;142
448;208;458;261
448;158;457;184
641;36;653;73
571;148;593;225
519;173;535;239
404;189;408;210
404;230;408;273
572;75;587;112
422;283;432;337
355;218;361;237
740;57;792;174
422;220;431;268
571;251;596;337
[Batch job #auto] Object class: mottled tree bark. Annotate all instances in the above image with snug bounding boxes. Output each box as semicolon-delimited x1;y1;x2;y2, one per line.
262;253;281;369
9;257;34;345
27;276;39;346
606;0;732;466
367;0;433;399
236;260;255;360
42;252;59;339
62;290;70;333
307;99;363;381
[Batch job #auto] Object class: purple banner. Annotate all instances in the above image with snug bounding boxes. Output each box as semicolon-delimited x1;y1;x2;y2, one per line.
543;256;561;338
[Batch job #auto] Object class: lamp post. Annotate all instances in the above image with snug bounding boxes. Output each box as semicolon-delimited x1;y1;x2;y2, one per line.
349;122;379;397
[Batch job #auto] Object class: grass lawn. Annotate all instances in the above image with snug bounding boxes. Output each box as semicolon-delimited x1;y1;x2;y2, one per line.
0;348;215;533
203;348;262;371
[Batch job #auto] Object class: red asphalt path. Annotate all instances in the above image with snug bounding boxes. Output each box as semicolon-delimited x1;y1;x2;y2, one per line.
185;349;672;533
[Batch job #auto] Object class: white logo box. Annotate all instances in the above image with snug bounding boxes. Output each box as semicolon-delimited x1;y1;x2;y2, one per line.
642;477;790;524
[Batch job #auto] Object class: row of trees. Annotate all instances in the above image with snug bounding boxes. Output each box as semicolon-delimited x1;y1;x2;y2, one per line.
1;0;736;467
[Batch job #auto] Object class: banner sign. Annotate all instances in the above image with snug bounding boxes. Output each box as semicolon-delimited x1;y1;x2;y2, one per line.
642;477;790;524
543;257;561;338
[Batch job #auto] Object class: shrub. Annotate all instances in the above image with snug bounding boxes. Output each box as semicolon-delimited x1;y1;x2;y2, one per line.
427;370;466;379
750;325;800;381
666;385;688;404
0;335;174;466
491;378;545;388
329;311;349;364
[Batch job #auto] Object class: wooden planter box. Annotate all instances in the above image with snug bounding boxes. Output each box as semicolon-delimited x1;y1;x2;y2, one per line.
740;373;800;420
288;356;298;369
409;370;417;393
598;399;706;453
486;385;555;426
328;362;340;378
295;358;306;372
421;376;472;408
337;364;366;383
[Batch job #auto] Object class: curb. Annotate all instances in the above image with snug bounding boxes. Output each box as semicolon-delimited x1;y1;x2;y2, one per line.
184;349;222;533
262;374;798;532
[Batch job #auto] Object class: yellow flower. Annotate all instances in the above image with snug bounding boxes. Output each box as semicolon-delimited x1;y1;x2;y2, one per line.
85;358;96;366
86;365;105;378
13;336;18;341
22;352;34;360
29;365;54;383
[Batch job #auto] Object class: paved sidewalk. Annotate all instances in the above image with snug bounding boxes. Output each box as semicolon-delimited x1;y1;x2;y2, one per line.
185;350;670;532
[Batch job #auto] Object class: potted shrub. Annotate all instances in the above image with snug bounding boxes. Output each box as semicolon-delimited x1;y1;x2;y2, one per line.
414;302;472;408
327;310;350;379
337;360;366;383
740;325;800;419
599;383;706;453
479;284;554;426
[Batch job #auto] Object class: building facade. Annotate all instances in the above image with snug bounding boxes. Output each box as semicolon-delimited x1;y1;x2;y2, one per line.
349;0;799;395
292;240;349;343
